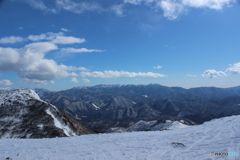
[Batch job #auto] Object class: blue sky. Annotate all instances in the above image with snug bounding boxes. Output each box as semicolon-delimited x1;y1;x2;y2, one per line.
0;0;240;91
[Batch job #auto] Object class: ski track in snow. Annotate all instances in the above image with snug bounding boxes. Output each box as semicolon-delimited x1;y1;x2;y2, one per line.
0;115;239;160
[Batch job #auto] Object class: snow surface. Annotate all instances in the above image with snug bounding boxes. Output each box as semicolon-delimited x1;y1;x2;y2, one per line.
0;115;239;160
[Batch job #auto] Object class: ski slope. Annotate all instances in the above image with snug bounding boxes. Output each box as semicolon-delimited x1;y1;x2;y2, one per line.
0;115;239;160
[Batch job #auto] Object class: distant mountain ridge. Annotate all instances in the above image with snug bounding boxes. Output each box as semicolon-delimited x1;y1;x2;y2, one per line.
55;84;240;99
32;84;240;132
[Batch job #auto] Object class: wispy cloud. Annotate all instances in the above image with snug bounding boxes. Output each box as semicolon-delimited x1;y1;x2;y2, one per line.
0;79;13;86
28;32;63;41
23;78;48;85
82;78;90;83
0;36;25;44
28;34;48;41
79;70;167;78
153;65;162;69
20;0;234;20
28;32;85;44
23;0;56;13
61;48;104;53
21;0;125;16
158;0;185;20
71;77;79;83
18;27;24;30
111;4;125;17
202;69;227;78
187;74;197;77
56;0;103;14
4;32;86;45
66;66;89;71
22;0;104;14
124;0;234;19
61;28;70;32
51;36;85;44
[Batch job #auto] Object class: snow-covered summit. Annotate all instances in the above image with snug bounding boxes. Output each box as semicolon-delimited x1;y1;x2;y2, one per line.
0;89;42;106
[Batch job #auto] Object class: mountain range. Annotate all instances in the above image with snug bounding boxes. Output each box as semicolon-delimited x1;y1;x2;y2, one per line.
33;84;240;132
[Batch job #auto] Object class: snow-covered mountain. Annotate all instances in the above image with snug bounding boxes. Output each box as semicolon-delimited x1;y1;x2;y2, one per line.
34;84;240;132
0;89;94;138
0;115;239;160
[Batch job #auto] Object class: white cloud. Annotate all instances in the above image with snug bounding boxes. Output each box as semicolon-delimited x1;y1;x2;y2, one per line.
124;0;155;5
28;34;48;41
61;28;70;32
124;0;234;20
66;66;89;71
187;74;197;77
202;69;227;78
153;65;162;69
55;0;103;14
158;0;185;20
18;27;24;30
226;62;240;74
0;36;25;44
82;78;90;83
0;32;104;82
51;36;85;44
50;80;55;84
23;0;56;13
0;80;13;86
111;4;125;17
71;77;79;83
182;0;232;9
24;42;58;53
23;0;104;14
28;32;85;44
0;47;21;70
79;70;167;78
23;0;122;15
0;42;77;81
20;0;234;20
61;48;104;53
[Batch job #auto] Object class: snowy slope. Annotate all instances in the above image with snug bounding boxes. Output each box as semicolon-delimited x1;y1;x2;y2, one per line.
0;115;239;160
